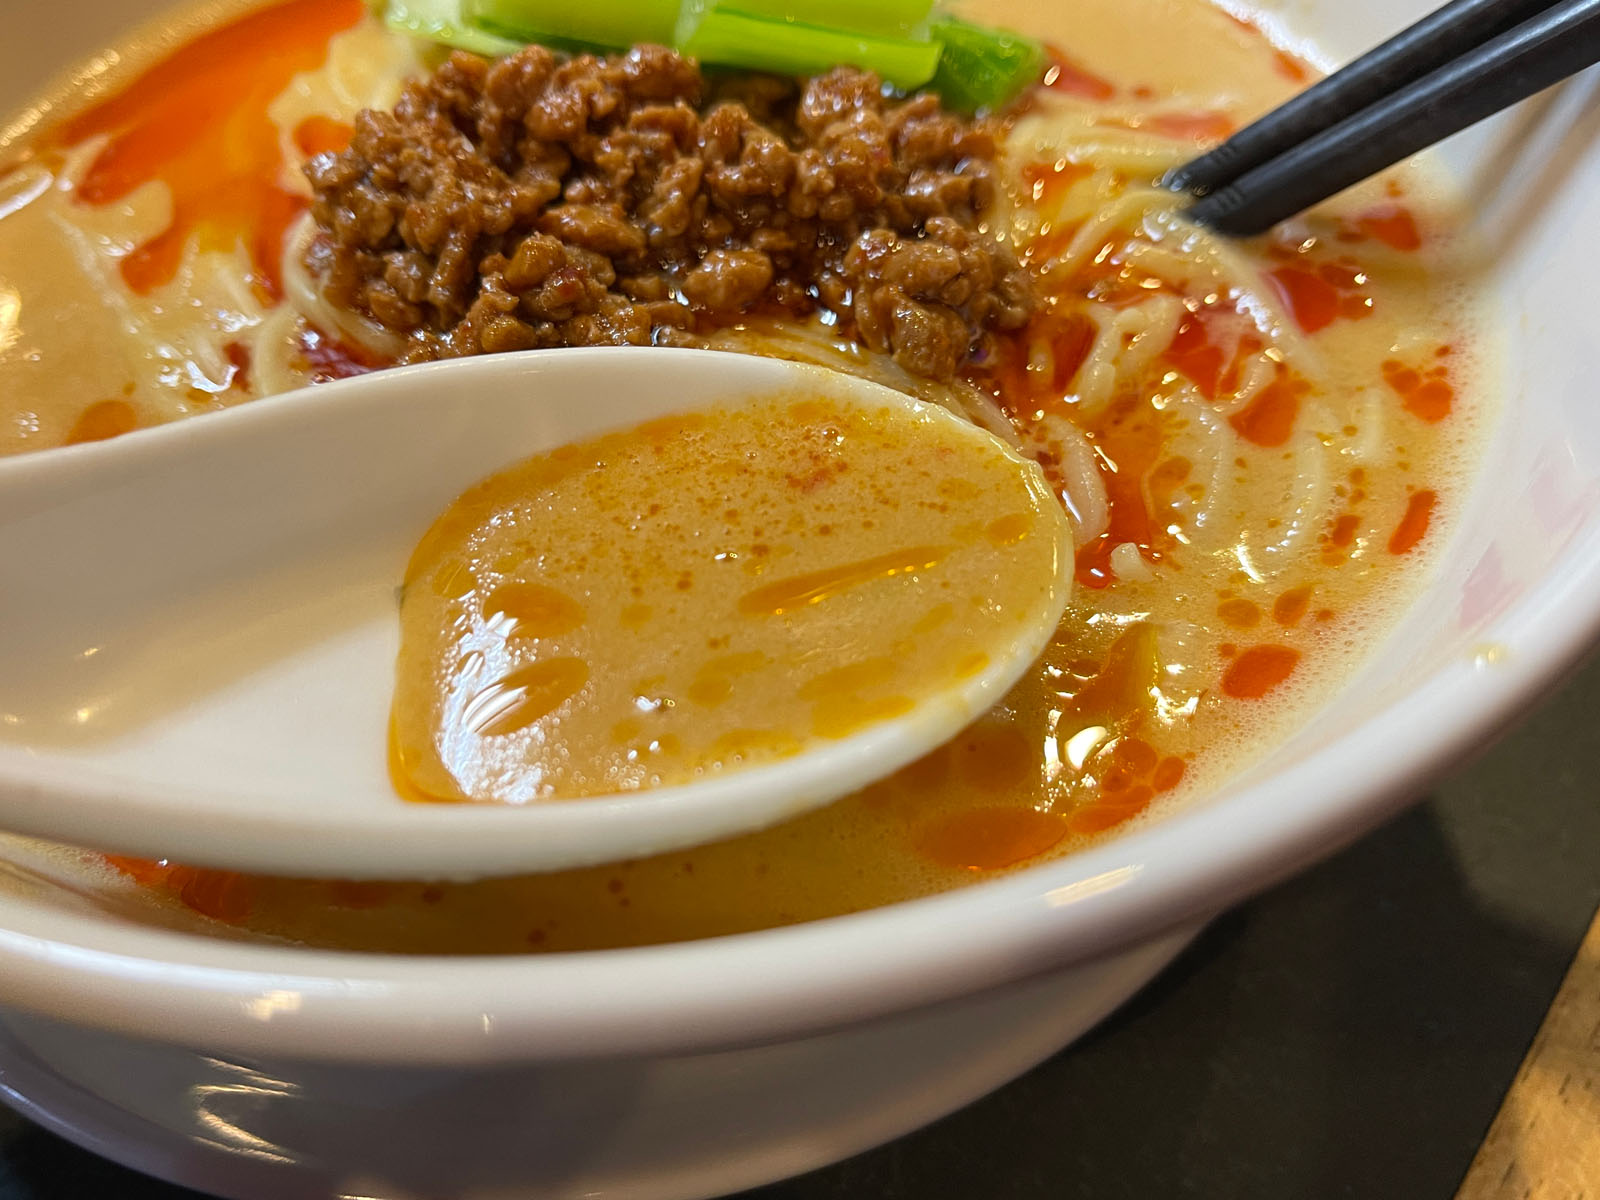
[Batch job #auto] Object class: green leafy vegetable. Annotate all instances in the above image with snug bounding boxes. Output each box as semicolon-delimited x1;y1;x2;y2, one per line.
464;0;681;50
680;8;940;90
926;14;1045;112
384;0;1044;110
384;0;524;55
674;0;933;46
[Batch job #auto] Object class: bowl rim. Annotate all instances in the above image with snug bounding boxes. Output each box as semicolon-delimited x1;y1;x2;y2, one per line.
0;502;1594;1064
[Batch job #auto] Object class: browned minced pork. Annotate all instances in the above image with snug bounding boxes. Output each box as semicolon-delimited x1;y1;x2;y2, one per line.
303;45;1034;381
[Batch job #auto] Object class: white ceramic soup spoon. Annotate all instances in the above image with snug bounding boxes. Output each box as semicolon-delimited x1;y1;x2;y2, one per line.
0;349;1071;880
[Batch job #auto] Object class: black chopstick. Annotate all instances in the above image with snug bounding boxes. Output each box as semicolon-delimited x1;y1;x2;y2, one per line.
1167;0;1563;196
1180;0;1600;236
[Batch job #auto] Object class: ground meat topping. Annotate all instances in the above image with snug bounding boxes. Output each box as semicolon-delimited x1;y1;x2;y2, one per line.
305;46;1034;380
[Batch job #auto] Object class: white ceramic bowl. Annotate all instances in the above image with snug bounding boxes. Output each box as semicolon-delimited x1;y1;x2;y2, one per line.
2;2;1599;1197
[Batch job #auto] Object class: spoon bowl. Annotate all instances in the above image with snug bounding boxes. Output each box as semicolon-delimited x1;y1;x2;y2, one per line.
0;349;1071;879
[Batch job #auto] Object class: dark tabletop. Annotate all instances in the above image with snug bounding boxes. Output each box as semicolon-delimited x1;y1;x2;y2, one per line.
3;654;1598;1200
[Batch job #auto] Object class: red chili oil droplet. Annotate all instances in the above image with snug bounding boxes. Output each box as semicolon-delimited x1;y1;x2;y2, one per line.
293;114;353;157
1020;159;1094;207
1037;310;1097;394
1228;375;1303;448
1163;313;1229;400
1383;358;1454;422
1267;266;1341;334
1356;204;1422;252
1218;598;1261;628
1273;49;1310;83
1222;645;1301;699
64;399;138;445
1145;110;1235;142
298;324;389;380
1042;48;1116;100
1272;584;1313;626
223;340;251;383
1404;379;1453;422
1152;756;1187;792
1067;785;1156;835
103;854;172;886
51;0;363;298
1096;110;1234;142
1107;736;1159;779
1388;490;1436;555
1073;399;1168;588
917;808;1069;870
174;867;253;923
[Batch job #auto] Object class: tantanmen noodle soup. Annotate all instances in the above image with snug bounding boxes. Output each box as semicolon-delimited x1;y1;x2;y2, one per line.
0;0;1491;951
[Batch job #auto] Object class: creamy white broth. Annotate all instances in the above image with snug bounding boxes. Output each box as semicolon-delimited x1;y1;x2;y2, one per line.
0;0;1492;951
0;6;414;453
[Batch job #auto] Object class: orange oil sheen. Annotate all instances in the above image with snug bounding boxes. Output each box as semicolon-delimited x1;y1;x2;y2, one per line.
388;396;1068;804
47;0;363;299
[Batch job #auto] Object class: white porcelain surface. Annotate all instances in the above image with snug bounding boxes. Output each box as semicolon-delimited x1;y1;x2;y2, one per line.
0;930;1193;1200
0;1;1597;1198
0;351;1069;879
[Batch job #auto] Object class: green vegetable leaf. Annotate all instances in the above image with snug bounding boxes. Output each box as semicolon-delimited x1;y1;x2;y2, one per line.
384;0;525;56
680;7;941;90
465;0;681;50
674;0;934;45
927;14;1046;113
